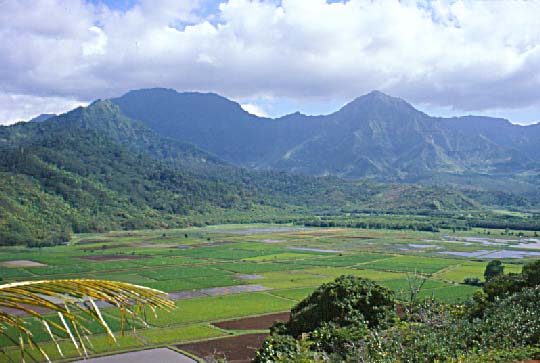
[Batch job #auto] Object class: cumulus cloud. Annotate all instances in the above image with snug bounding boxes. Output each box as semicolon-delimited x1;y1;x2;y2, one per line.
1;0;540;124
241;103;268;117
0;93;87;124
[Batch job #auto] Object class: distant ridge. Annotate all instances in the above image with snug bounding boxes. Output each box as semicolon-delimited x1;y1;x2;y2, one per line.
29;113;56;122
111;88;540;192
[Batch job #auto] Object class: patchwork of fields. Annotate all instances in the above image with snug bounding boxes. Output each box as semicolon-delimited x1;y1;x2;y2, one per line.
0;224;536;362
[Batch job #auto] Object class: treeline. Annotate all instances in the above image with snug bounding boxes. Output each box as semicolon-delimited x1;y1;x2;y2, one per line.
301;212;540;233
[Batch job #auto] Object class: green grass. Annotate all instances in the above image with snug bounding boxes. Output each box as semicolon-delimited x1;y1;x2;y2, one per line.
418;285;479;303
247;270;335;289
174;245;277;260
378;278;448;292
0;311;143;347
137;265;231;281
131;256;206;266
243;253;312;261
87;272;157;284
88;333;145;353
0;266;35;278
25;259;143;276
270;287;317;301
142;274;241;292
436;262;523;283
302;267;406;281
295;253;392;267
212;262;308;274
145;293;295;326
1;223;529;358
360;256;462;274
137;324;224;344
1;333;144;361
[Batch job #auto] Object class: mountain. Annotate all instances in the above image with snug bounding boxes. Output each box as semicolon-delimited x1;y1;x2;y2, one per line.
0;103;262;246
1;99;481;246
111;89;540;191
29;113;56;122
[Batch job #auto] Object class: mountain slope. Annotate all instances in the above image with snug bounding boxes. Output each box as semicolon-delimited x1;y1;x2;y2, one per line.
0;99;482;245
111;88;540;186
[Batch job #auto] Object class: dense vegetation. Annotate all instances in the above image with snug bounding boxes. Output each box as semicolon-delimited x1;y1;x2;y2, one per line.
256;260;540;362
1;96;539;247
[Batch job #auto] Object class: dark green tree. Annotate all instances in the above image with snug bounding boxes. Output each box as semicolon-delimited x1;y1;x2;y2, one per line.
484;260;504;281
483;273;524;301
284;275;395;336
522;260;540;287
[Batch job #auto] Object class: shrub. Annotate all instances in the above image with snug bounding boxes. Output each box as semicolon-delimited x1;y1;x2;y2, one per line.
484;260;504;281
284;275;395;336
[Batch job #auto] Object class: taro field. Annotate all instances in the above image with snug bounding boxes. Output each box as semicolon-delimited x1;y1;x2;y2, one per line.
0;224;538;362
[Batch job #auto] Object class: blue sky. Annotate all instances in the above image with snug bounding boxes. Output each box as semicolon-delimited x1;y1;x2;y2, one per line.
1;0;539;124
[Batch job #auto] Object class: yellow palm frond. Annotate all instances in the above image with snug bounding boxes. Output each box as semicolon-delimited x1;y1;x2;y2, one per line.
0;279;174;362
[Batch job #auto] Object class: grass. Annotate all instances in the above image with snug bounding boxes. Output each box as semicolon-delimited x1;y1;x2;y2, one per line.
295;253;392;267
270;287;318;301
174;245;277;260
212;262;308;274
418;285;479;303
246;270;335;289
137;265;232;281
88;272;157;284
360;256;463;274
436;262;523;283
243;253;312;261
145;293;295;326
0;311;143;348
137;324;225;344
303;267;406;281
142;274;241;292
0;266;35;278
1;333;144;361
1;223;537;360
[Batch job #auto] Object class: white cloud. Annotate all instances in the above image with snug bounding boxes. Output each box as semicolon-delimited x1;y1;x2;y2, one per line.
0;93;87;125
241;103;268;117
1;0;540;124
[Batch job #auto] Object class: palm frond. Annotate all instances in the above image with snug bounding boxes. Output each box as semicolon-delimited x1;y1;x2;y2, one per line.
0;279;174;362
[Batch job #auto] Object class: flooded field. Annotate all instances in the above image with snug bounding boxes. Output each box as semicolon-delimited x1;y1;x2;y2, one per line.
74;348;196;363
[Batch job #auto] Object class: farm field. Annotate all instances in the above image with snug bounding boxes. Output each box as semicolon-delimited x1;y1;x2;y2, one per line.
0;224;537;362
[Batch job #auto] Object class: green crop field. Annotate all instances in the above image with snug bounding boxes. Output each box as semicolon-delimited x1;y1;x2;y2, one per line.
1;223;537;362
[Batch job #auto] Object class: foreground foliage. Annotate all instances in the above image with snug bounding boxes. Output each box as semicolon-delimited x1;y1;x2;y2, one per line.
256;262;540;363
0;279;173;362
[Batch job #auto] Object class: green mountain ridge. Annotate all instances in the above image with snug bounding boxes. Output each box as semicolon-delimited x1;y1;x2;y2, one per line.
0;99;484;246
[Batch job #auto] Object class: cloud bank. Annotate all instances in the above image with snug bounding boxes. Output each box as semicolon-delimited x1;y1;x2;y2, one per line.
1;0;539;124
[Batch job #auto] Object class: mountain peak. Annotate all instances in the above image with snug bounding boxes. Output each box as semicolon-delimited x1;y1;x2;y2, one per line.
339;90;420;115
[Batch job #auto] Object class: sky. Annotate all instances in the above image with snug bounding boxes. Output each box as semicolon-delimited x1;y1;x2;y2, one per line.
1;0;539;125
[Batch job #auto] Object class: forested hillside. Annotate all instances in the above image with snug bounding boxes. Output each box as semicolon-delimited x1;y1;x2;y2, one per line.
1;100;487;246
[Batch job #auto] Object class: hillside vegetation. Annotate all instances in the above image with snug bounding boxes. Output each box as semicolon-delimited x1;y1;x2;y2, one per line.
1;100;491;246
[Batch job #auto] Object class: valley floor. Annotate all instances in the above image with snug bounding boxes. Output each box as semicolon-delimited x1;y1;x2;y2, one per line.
0;224;537;362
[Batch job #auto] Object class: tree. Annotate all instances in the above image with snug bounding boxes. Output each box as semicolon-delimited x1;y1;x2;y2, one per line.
483;273;524;301
484;260;504;281
522;260;540;287
284;275;395;336
0;279;173;362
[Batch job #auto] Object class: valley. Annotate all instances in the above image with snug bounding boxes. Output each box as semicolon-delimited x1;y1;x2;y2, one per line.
0;224;534;362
